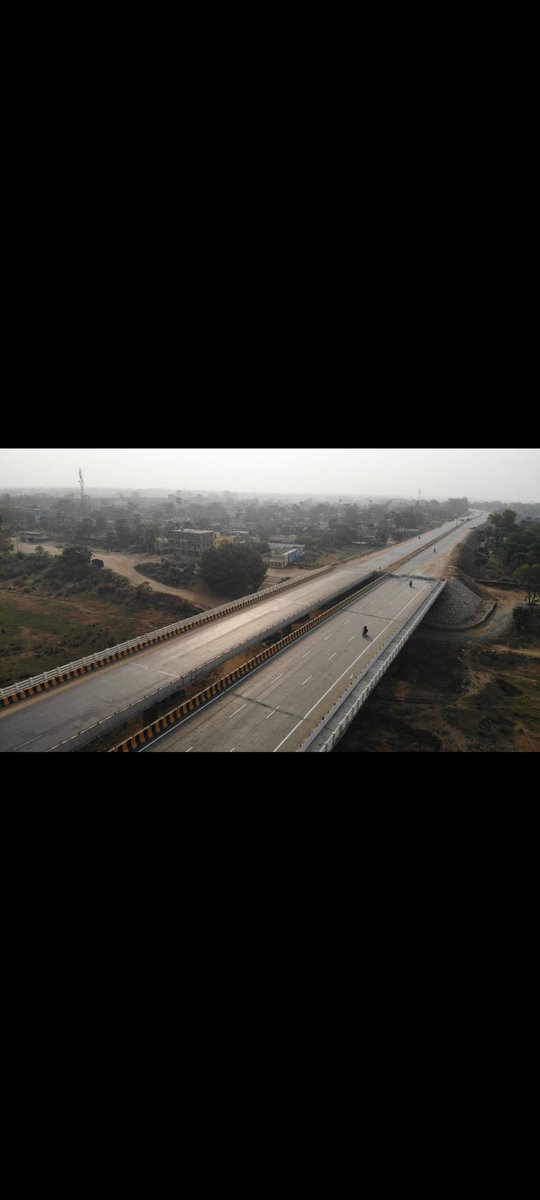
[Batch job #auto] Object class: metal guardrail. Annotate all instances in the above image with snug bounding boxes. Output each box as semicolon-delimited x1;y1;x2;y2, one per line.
0;560;338;702
301;579;446;752
106;570;390;752
2;523;456;705
47;571;386;751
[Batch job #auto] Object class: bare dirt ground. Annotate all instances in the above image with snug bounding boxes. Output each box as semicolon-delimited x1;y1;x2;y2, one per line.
421;586;518;642
13;540;62;556
335;622;540;754
11;541;232;608
88;552;233;609
91;553;322;609
335;541;540;752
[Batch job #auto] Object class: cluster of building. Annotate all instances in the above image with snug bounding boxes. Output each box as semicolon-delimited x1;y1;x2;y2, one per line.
159;529;305;571
263;542;306;568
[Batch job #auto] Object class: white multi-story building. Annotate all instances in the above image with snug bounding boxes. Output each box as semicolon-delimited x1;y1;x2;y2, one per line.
161;529;216;568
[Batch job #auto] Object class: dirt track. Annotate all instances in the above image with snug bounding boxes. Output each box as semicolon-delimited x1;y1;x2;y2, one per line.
94;553;232;608
14;540;62;556
12;540;320;609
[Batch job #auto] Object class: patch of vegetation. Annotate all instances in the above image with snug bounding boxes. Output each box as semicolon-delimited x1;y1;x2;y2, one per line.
470;511;540;594
0;544;204;687
511;604;540;643
0;544;201;615
199;543;267;598
135;560;197;588
0;589;200;687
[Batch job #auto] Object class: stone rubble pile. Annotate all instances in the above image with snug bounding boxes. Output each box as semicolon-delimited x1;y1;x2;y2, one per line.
425;577;495;629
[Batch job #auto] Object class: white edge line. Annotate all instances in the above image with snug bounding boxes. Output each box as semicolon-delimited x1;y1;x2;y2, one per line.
142;580;434;754
273;583;432;751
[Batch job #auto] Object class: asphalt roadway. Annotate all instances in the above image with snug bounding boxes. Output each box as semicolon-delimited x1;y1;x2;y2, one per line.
0;514;485;753
143;573;440;753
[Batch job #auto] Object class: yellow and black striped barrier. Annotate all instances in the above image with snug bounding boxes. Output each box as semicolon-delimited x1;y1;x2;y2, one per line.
2;564;338;707
5;533;449;711
110;574;383;751
1;657;108;705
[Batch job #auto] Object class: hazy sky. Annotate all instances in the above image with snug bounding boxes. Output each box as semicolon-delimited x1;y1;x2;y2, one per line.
0;448;538;502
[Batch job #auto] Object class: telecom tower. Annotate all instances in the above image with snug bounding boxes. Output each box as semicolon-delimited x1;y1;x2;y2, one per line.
78;468;85;509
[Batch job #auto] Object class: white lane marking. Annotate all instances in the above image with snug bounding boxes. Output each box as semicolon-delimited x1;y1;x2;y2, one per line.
274;582;432;752
186;746;193;752
229;747;235;752
301;676;313;685
273;718;304;751
138;622;326;752
12;733;45;750
324;634;333;641
141;577;439;755
229;704;247;719
348;635;356;641
301;652;311;659
328;652;337;660
265;706;280;719
343;619;350;625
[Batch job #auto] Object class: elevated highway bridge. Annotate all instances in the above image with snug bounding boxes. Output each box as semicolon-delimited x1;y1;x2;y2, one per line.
140;571;444;753
0;514;486;753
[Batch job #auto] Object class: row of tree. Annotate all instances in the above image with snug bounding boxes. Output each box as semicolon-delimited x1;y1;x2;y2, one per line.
478;511;540;606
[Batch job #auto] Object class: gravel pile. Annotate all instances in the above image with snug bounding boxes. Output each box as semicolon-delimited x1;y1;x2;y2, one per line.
425;577;495;629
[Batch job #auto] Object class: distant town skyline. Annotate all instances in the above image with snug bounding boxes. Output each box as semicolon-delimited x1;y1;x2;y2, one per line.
0;448;539;504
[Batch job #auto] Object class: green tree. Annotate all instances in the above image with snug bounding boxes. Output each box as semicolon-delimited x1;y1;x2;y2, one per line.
114;518;132;549
474;545;489;574
514;563;540;607
32;546;50;571
0;520;13;554
445;497;469;518
200;543;267;598
488;509;517;546
502;522;540;572
135;582;152;603
58;544;93;582
62;544;93;566
76;518;95;542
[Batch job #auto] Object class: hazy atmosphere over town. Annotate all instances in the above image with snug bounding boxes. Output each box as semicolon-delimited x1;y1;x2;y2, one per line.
1;448;539;754
0;447;539;501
